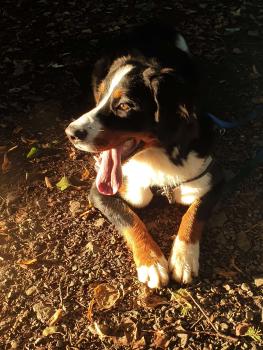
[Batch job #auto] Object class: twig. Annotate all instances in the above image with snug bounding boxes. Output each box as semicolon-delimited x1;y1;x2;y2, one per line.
143;327;239;343
185;290;239;342
190;315;204;330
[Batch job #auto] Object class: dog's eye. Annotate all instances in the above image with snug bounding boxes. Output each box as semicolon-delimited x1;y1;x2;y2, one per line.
117;103;131;112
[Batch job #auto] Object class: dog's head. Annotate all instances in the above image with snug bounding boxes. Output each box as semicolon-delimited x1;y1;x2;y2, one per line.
66;57;199;195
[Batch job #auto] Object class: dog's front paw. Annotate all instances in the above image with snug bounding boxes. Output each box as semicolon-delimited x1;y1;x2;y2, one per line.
135;253;169;289
169;237;199;284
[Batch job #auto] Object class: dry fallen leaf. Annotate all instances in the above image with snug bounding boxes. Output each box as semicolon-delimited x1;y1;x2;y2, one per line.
45;176;53;189
88;319;144;348
17;258;37;268
81;167;90;181
2;153;11;174
236;323;250;336
13;126;23;134
152;330;171;349
88;322;109;339
21;136;38;145
139;294;168;309
48;308;63;326
42;326;57;336
215;267;238;278
0;221;7;233
93;283;120;310
69;147;77;160
87;298;95;322
0;146;7;153
56;176;71;191
26;146;38;159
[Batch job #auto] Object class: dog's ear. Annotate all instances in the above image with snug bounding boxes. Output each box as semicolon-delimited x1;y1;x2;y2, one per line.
143;67;196;122
143;67;199;148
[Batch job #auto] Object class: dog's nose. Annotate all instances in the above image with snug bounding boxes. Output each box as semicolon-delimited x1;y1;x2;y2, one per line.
65;126;88;141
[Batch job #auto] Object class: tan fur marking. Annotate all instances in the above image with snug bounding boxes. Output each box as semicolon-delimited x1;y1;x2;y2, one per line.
112;88;123;99
122;210;163;268
177;200;205;243
95;81;106;104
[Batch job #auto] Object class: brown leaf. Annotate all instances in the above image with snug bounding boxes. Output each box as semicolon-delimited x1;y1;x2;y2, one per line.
89;320;142;348
139;293;168;309
15;209;28;223
48;308;63;326
215;267;238;278
21;136;38;145
0;146;7;153
69;147;77;160
0;221;7;233
2;153;11;174
152;330;170;349
45;176;53;189
132;337;146;349
81;167;90;181
17;258;37;268
236;323;250;336
88;322;110;339
86;298;95;322
13;126;23;134
42;326;57;336
93;283;120;310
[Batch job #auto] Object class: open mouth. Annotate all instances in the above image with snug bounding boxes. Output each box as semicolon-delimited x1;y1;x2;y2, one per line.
94;138;144;196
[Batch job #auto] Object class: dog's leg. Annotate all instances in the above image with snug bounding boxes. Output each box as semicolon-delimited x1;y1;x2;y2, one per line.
169;183;223;284
89;183;169;288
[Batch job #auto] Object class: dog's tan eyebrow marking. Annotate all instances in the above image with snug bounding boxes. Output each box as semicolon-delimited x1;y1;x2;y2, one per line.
112;88;123;99
95;81;106;104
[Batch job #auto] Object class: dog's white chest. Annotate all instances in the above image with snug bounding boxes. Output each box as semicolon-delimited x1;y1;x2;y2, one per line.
121;147;212;207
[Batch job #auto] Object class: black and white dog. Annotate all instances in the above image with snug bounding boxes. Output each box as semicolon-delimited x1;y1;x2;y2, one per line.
66;23;224;288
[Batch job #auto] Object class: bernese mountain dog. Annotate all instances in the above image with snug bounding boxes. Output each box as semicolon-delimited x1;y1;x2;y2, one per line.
65;23;224;288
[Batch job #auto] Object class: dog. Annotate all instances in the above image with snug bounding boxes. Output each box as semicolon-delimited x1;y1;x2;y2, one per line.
65;23;224;288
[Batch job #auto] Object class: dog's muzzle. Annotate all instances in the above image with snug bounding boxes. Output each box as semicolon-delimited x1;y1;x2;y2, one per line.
65;125;88;143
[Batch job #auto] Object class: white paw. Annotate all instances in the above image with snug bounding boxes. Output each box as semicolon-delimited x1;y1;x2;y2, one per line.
137;256;169;289
169;237;199;284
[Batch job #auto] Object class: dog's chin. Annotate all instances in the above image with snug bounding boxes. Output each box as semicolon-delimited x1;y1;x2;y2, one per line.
73;142;97;152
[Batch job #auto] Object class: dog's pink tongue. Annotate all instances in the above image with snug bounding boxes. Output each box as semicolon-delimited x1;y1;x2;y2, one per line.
96;147;122;195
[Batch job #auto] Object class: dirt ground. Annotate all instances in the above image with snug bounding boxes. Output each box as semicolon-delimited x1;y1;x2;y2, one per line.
0;1;263;349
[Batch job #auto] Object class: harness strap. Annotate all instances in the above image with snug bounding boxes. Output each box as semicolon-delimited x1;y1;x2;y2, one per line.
161;158;215;203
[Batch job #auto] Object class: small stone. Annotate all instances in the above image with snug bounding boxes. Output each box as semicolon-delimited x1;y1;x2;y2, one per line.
25;286;37;296
248;30;259;37
220;322;229;331
33;302;53;323
237;231;251;251
42;326;57;336
254;276;263;287
69;200;81;216
223;284;231;291
233;48;242;54
245;310;254;321
10;340;19;349
241;283;250;291
81;28;92;34
94;218;105;227
210;212;227;228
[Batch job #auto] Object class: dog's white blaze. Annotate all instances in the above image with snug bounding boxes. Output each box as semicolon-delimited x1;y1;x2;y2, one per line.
122;148;212;206
169;237;199;284
68;64;134;151
175;34;190;54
